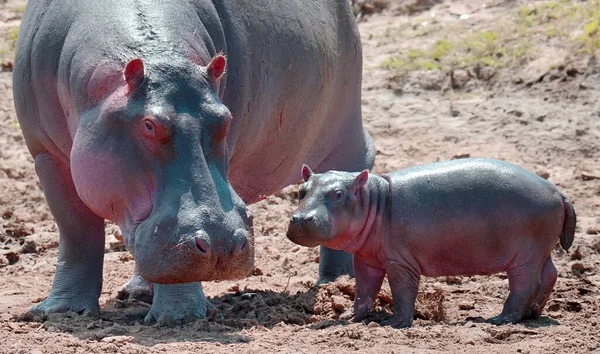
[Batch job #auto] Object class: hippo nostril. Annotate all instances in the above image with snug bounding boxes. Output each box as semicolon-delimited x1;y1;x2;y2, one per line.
305;215;314;222
239;238;248;252
194;235;211;255
290;215;299;224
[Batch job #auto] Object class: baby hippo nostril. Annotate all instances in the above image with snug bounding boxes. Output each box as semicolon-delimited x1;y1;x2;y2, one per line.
305;215;314;222
194;231;211;255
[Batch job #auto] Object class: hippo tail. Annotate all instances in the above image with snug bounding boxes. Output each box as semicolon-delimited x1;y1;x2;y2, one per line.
559;194;576;251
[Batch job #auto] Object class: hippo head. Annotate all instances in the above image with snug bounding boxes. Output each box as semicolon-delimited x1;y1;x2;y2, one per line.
70;54;253;283
286;165;369;248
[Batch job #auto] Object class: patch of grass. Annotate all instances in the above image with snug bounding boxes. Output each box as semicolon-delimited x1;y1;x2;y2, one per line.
381;0;600;78
11;4;26;15
0;26;19;63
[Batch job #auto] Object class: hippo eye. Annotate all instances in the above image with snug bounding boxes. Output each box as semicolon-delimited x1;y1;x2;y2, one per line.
335;191;343;200
141;118;156;138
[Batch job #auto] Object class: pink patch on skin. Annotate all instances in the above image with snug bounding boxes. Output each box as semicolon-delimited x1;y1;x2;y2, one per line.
259;195;267;200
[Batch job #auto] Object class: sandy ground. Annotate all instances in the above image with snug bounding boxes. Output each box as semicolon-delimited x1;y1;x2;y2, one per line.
1;0;599;353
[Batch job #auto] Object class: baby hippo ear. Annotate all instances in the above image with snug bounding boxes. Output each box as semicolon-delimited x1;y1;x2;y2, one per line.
301;164;314;182
206;54;227;83
353;170;369;192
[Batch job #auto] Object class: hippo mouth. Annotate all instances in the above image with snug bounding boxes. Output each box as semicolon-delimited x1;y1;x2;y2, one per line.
286;223;329;248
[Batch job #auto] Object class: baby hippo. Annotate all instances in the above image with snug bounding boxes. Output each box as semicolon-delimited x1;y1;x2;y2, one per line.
287;158;576;328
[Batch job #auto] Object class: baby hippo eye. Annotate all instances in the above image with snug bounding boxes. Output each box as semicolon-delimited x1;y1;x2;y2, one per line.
331;190;344;203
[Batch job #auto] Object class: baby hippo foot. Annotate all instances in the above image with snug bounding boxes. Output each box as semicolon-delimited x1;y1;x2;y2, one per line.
117;273;154;304
30;292;100;318
144;282;215;327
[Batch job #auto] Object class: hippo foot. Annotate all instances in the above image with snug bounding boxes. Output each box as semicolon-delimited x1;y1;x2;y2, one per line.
487;313;523;325
117;274;154;304
143;282;215;327
29;293;100;318
340;308;369;322
388;318;412;329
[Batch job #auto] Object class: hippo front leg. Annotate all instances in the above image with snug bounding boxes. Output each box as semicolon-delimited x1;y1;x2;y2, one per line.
386;260;421;328
143;282;215;327
29;154;105;316
316;247;355;285
341;256;385;322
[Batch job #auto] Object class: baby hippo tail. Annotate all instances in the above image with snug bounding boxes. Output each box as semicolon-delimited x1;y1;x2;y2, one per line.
560;194;576;250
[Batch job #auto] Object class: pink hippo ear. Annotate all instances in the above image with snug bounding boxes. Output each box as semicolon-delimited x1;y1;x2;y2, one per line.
207;54;227;83
124;58;145;91
301;164;314;182
353;170;369;192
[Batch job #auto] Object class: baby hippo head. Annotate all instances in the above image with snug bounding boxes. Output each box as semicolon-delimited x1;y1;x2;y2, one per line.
286;165;369;248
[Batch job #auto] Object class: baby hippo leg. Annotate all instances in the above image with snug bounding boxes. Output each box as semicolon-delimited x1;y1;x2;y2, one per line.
489;264;542;324
529;256;557;318
341;257;385;322
386;261;420;328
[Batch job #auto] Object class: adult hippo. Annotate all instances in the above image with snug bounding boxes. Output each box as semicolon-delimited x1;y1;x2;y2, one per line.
13;0;375;325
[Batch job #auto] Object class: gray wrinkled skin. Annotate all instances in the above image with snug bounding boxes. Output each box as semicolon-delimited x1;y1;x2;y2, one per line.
14;0;374;325
288;158;576;328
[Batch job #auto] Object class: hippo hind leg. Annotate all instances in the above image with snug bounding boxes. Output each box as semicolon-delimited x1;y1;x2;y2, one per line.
528;256;557;318
29;153;105;317
488;263;542;325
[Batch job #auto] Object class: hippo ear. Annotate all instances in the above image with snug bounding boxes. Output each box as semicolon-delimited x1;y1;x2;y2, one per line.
353;170;369;192
124;58;145;90
301;164;314;182
207;54;227;83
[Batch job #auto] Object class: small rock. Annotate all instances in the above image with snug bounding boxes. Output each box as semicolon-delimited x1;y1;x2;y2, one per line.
571;246;584;260
101;335;134;344
451;69;470;89
586;227;600;235
331;295;351;312
581;172;600;181
536;170;550;179
113;228;124;242
459;301;475;310
291;246;301;253
5;252;19;265
571;263;589;276
367;321;380;328
548;311;562;319
251;267;264;276
21;239;39;254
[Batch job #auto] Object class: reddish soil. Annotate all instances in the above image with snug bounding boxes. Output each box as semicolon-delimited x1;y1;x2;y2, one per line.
1;0;599;353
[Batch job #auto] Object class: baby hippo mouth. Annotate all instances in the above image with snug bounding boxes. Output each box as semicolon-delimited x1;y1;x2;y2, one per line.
286;212;331;247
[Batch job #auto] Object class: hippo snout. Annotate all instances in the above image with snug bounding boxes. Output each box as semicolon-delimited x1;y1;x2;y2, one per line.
286;212;329;248
290;212;315;225
192;228;249;257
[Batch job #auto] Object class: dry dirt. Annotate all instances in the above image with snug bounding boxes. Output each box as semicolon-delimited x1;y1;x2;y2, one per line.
1;0;600;353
